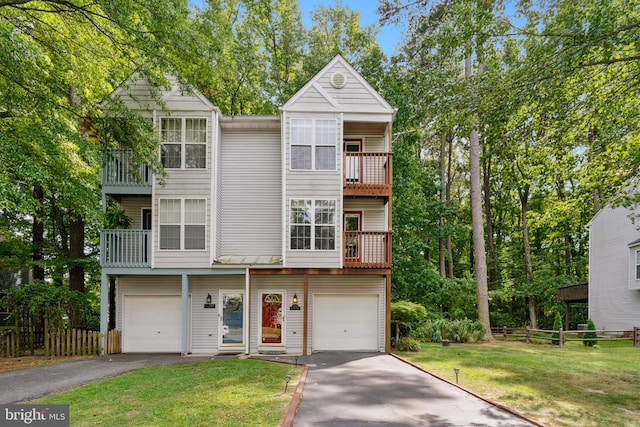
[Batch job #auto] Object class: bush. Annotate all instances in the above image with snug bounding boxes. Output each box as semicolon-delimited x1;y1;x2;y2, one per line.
391;301;427;347
396;337;421;352
415;318;485;343
551;312;563;345
583;319;598;347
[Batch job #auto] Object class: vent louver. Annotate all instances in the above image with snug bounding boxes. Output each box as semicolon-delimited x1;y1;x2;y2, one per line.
331;72;347;89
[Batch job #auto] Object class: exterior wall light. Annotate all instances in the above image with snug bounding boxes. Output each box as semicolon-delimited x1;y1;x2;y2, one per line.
290;293;300;310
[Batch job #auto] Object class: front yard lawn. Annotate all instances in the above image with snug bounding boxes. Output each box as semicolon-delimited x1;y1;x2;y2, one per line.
397;341;640;427
35;359;302;426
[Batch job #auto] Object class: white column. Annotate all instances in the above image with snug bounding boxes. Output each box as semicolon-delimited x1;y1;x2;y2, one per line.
182;274;189;355
100;271;108;355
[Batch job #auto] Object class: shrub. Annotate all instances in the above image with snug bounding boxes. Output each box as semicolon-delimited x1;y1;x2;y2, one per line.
391;301;427;347
583;319;598;347
551;312;563;345
416;318;485;343
396;337;421;352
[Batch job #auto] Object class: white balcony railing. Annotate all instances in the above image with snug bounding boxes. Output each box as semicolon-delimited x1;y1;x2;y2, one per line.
100;230;151;268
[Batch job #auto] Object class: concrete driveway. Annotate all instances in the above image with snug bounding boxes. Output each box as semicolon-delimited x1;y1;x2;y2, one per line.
276;352;541;427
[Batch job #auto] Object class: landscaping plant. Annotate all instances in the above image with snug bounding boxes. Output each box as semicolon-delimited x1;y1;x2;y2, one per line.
582;318;598;347
551;312;563;345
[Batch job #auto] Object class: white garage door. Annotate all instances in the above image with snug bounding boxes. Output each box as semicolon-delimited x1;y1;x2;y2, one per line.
313;294;379;351
123;296;182;353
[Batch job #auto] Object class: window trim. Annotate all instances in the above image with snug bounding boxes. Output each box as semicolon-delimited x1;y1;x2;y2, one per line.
635;248;640;281
290;118;337;171
289;199;337;251
160;117;207;170
158;198;207;251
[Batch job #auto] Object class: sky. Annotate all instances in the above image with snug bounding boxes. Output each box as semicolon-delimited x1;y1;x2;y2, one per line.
298;0;403;56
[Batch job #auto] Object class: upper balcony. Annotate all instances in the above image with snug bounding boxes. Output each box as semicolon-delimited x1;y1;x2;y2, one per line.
343;152;392;201
343;231;392;269
100;230;151;268
101;149;152;196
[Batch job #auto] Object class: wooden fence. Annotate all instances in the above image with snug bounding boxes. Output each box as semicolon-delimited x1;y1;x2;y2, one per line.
491;326;640;347
0;329;122;358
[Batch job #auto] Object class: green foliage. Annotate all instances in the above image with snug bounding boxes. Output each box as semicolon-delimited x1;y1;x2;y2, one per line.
583;319;598;347
104;203;131;229
391;301;427;324
415;318;485;343
551;312;563;345
396;337;421;352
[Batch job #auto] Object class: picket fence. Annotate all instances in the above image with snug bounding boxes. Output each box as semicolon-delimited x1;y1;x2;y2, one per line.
0;329;121;358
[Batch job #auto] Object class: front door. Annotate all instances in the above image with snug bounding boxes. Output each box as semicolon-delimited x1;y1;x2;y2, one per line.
220;291;244;347
260;292;284;346
344;212;362;262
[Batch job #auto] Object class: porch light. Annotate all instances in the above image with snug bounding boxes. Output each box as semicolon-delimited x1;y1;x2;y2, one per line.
206;293;212;304
290;294;300;311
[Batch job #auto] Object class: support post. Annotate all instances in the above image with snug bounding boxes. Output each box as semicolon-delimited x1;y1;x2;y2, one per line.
181;273;189;355
559;328;564;348
100;271;109;355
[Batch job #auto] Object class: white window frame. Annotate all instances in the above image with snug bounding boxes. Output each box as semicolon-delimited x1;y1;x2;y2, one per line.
290;118;337;171
289;199;336;251
159;198;206;251
160;117;207;169
636;249;640;280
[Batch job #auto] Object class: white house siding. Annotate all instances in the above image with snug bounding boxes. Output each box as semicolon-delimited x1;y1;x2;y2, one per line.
117;197;152;229
189;275;245;353
219;129;282;256
307;275;386;354
249;275;304;354
343;132;386;153
343;199;386;230
214;121;223;261
588;205;640;330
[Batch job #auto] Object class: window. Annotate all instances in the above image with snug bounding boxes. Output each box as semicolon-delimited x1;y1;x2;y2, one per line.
290;118;336;170
636;249;640;280
159;198;206;250
290;199;336;250
161;118;207;169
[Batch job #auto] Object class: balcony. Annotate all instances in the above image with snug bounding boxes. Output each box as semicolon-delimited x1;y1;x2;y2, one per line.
343;152;392;200
100;230;151;268
101;149;152;195
343;231;392;269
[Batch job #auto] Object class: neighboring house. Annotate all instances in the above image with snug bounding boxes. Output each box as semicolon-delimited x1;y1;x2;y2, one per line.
99;55;396;355
587;200;640;330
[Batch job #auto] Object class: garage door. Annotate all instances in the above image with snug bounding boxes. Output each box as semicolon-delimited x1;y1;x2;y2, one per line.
313;294;379;351
123;296;182;353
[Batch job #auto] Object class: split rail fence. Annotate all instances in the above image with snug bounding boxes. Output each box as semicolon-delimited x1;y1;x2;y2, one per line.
491;326;640;347
0;328;121;358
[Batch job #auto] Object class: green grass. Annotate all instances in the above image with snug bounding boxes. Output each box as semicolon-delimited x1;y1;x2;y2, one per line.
34;359;302;427
397;341;640;427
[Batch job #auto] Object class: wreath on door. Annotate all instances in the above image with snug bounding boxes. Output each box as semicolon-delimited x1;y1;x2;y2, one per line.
225;295;242;311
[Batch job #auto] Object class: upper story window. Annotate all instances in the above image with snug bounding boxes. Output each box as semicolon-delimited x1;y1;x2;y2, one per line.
290;199;336;250
159;198;206;250
290;118;337;171
160;118;207;169
636;249;640;280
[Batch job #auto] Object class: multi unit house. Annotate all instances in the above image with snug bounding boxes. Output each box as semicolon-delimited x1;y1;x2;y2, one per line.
586;199;640;330
99;55;396;355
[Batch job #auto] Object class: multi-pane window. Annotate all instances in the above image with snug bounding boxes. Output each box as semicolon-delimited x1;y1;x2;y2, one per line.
636;249;640;280
290;118;336;170
290;199;336;250
159;198;206;250
161;118;207;169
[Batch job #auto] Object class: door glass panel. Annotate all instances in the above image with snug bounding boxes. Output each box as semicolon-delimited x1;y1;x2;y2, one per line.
345;213;361;261
261;293;283;345
344;140;361;182
222;292;244;345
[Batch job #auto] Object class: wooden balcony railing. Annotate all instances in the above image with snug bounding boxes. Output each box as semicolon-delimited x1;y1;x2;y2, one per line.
343;152;392;198
100;230;151;268
343;231;392;268
102;149;151;188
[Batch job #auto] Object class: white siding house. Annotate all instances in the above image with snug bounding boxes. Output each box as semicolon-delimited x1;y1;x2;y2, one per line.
100;55;396;355
587;202;640;330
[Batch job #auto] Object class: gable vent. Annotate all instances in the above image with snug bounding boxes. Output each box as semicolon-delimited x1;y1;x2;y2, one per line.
331;72;347;89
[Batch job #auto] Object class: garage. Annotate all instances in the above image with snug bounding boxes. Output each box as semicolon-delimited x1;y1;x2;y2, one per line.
123;295;182;353
312;294;379;351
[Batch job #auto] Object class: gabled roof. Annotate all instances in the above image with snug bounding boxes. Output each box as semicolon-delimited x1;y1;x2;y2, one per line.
281;55;396;116
107;73;219;113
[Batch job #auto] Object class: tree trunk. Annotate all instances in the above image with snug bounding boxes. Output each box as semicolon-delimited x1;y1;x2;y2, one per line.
483;151;497;286
446;131;454;278
439;134;447;277
467;56;493;340
519;186;537;329
68;212;85;293
32;185;45;281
